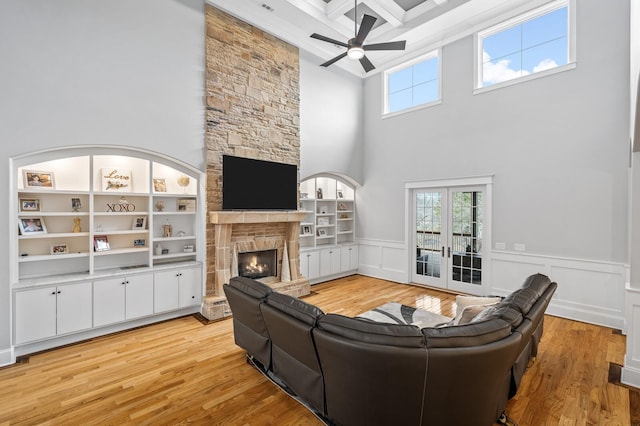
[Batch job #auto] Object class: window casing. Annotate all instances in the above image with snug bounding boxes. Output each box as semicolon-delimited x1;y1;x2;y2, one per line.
475;0;575;91
384;50;440;116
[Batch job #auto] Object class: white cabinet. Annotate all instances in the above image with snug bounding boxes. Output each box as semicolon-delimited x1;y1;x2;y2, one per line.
320;247;341;277
340;244;359;272
14;282;92;344
93;274;154;327
154;266;202;313
300;249;320;280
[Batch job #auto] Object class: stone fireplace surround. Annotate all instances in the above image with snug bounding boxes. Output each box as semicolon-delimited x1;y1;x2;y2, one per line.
202;211;310;320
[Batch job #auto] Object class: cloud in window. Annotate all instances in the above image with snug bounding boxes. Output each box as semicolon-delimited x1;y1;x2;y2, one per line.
482;51;557;86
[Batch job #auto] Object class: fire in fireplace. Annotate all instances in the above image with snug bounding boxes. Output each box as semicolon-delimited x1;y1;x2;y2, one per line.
238;249;277;279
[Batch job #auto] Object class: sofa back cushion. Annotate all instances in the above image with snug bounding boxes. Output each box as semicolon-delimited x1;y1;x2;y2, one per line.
261;292;325;414
313;314;428;426
422;318;512;348
223;278;273;368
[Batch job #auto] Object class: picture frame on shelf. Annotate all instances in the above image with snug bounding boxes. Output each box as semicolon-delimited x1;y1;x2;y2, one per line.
132;216;147;230
317;217;330;226
50;243;69;255
23;170;55;189
19;198;40;212
18;217;47;235
183;244;194;253
153;178;167;193
317;229;327;237
71;197;82;212
101;168;132;192
337;190;344;199
302;225;312;235
93;235;110;252
177;198;196;212
133;239;146;247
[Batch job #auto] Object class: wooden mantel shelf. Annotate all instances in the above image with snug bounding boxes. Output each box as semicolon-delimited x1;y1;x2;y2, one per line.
209;210;307;225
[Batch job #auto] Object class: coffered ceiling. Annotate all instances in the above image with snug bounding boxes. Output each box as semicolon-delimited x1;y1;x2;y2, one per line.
206;0;546;77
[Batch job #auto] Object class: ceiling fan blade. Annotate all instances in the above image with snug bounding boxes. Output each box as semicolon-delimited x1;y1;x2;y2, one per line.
310;33;349;48
354;14;377;45
359;55;375;73
364;40;406;51
321;51;348;67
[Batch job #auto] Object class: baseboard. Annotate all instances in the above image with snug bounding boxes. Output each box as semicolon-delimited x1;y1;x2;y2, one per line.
621;364;640;389
0;346;15;367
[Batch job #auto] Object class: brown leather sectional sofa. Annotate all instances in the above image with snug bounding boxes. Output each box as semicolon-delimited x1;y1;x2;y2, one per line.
223;273;557;426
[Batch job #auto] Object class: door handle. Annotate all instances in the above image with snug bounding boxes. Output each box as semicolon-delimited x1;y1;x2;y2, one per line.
447;247;451;258
441;246;445;257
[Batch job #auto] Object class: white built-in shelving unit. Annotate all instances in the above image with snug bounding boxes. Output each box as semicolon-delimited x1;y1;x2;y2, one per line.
10;146;205;356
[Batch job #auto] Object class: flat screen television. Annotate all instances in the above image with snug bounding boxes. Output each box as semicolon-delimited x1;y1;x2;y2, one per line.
222;155;298;211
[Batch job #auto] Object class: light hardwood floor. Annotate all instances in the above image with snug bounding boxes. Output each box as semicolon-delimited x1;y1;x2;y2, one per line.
0;275;637;425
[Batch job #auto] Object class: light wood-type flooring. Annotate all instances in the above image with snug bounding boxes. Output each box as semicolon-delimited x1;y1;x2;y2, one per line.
0;275;637;425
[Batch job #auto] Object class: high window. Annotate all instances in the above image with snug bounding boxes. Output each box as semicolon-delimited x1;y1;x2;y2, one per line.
384;50;440;115
476;0;574;90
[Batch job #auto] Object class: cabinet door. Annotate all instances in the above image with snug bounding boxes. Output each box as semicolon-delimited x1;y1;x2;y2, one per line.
15;287;57;344
125;274;154;320
154;270;180;313
178;267;202;308
94;278;126;327
340;245;359;272
301;250;320;280
57;282;92;335
320;248;341;277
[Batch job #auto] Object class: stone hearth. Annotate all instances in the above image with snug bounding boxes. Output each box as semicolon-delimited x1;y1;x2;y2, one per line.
202;211;310;321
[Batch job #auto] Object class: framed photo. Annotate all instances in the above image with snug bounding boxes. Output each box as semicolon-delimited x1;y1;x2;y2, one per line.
161;248;169;255
101;168;131;192
177;198;196;212
317;217;330;226
337;190;344;199
132;216;147;230
183;244;194;253
133;239;146;247
18;217;47;235
302;225;312;235
50;243;68;255
23;170;55;189
317;229;327;237
19;198;40;212
71;197;82;211
93;235;110;252
153;178;167;193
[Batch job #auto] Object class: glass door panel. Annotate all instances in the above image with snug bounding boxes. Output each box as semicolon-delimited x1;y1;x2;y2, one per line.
448;189;483;293
413;190;446;288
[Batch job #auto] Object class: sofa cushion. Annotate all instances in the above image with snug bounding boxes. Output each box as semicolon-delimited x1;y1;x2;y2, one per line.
453;295;502;325
422;318;512;348
521;273;552;298
502;288;539;316
317;314;426;348
265;292;324;326
228;276;273;299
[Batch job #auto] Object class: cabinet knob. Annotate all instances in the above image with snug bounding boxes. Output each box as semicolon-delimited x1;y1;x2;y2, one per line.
51;291;56;295
57;290;61;294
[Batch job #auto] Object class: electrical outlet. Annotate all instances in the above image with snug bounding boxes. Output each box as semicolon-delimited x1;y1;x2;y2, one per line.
514;243;526;251
495;242;506;250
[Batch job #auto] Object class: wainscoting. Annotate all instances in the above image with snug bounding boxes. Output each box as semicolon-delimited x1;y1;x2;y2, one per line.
356;238;627;330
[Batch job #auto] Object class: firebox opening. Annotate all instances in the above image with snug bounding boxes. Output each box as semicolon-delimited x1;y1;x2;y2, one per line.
238;249;277;279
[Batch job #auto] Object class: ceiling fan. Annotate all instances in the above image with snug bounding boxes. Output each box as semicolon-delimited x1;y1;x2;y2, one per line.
310;1;406;73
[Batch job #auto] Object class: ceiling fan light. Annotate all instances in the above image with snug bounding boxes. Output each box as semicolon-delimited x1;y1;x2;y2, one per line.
347;46;365;60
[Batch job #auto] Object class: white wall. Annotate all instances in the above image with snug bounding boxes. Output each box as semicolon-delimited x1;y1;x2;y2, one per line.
299;51;364;184
0;0;205;364
360;0;629;263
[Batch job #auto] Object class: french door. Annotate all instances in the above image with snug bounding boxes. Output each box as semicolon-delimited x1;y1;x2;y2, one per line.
409;180;490;294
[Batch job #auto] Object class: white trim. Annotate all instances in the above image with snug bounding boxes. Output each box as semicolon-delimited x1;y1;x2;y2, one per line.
0;347;15;367
382;49;441;116
404;175;494;189
474;0;576;91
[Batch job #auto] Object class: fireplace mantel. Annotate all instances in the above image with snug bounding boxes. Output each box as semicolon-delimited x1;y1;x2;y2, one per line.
209;210;307;225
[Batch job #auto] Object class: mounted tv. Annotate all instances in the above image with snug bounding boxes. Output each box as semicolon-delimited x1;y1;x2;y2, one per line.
222;155;298;211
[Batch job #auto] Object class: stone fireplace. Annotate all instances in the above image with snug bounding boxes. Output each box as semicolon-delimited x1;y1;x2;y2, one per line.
202;211;310;320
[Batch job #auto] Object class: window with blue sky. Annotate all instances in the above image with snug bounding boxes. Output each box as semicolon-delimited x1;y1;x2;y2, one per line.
385;51;439;114
478;0;571;88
